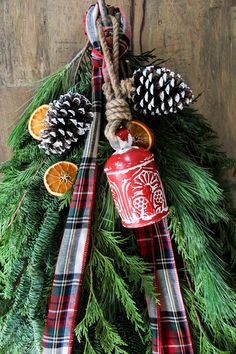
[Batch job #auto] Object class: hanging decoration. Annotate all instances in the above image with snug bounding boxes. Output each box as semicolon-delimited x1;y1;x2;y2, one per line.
0;1;236;354
104;127;168;228
96;12;168;228
39;92;93;155
132;65;193;115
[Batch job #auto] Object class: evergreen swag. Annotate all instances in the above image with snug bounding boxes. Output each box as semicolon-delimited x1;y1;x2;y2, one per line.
0;45;236;354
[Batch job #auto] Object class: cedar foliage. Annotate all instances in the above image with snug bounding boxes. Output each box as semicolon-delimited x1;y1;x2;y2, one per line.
129;54;236;353
0;46;236;354
0;52;87;353
150;111;236;352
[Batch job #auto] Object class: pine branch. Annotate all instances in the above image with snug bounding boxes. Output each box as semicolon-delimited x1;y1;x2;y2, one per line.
7;158;46;228
8;45;92;151
126;49;167;70
0;42;92;353
140;104;236;352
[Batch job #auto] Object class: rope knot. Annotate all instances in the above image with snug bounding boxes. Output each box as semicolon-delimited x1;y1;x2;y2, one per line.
105;98;132;122
97;15;133;147
103;82;132;142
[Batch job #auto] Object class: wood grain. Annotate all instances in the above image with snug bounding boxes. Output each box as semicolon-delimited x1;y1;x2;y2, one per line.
0;0;236;162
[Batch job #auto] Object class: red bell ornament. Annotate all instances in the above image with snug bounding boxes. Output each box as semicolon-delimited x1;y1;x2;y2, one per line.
104;128;168;228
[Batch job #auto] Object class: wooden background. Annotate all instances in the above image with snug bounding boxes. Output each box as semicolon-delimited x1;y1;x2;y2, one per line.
1;0;236;162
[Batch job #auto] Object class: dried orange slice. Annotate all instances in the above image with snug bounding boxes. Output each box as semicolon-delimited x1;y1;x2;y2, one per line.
43;161;78;197
128;120;154;150
28;104;49;140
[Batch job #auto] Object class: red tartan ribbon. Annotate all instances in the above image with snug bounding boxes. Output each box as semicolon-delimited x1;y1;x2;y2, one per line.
42;4;131;353
135;219;194;354
42;5;103;354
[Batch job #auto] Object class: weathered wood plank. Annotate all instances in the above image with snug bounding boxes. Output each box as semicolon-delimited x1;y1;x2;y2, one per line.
0;0;235;163
0;87;33;159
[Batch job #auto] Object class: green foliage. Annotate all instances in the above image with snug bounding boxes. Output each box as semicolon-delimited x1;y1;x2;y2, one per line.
139;108;236;353
8;67;72;150
0;47;89;352
0;45;153;353
126;49;167;70
123;52;236;352
8;46;91;151
0;144;85;353
58;187;74;211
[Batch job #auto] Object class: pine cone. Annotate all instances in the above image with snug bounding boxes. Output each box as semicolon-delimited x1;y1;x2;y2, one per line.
39;92;93;155
132;65;193;116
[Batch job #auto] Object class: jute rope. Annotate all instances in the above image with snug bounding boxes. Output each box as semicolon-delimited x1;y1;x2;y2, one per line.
96;15;134;144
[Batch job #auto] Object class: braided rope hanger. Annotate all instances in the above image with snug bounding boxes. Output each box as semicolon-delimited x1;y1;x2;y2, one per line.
96;15;134;144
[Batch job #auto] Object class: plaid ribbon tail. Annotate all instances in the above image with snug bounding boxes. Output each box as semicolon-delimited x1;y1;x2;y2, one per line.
42;4;132;352
42;63;102;354
135;226;162;354
135;219;194;354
